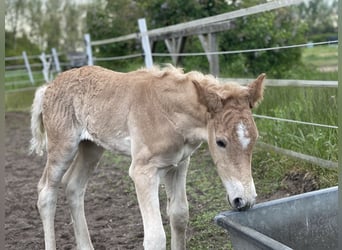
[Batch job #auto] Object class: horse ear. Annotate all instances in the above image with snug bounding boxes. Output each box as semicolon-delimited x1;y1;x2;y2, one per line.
248;73;266;108
193;80;223;113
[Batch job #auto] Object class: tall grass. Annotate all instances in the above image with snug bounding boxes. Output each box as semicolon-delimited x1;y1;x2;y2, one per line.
302;45;338;69
255;86;337;161
253;45;338;162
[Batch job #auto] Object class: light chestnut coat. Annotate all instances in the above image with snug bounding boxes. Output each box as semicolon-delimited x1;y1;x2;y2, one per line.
31;65;265;250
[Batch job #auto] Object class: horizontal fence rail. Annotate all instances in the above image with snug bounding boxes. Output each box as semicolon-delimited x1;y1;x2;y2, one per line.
94;53;143;62
253;115;338;129
257;142;338;169
151;40;338;57
220;78;338;88
90;0;307;46
5;48;87;88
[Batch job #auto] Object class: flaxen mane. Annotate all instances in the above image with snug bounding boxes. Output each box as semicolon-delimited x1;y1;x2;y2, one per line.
140;64;249;99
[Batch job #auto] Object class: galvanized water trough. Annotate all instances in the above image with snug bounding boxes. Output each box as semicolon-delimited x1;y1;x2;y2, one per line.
215;186;337;250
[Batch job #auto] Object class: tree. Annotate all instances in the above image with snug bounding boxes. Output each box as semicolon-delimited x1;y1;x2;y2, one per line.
86;0;143;70
5;0;26;50
63;2;88;51
137;0;230;28
85;0;307;77
42;0;63;50
25;0;45;50
220;3;307;77
138;0;307;77
6;0;89;53
85;0;232;70
5;30;41;65
298;0;338;41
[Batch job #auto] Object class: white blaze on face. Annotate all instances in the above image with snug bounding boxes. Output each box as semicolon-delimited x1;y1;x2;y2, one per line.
236;122;250;149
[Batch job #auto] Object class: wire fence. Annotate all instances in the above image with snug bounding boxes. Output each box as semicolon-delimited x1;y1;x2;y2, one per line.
85;0;339;168
90;40;338;64
253;114;338;130
151;40;338;57
5;0;338;168
5;49;88;90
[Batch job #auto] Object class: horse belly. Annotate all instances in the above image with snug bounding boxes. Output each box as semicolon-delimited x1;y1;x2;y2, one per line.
105;136;131;156
80;127;131;156
155;141;202;169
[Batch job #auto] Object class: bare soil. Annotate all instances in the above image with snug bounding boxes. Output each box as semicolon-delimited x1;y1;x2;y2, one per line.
5;112;144;250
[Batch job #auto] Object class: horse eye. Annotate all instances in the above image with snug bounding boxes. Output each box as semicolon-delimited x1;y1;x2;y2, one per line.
216;139;227;148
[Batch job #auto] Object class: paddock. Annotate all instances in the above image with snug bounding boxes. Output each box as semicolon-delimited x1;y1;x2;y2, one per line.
5;111;324;249
4;1;338;248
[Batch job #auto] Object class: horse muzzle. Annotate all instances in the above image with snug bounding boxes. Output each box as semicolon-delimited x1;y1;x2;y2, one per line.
224;177;257;211
228;195;256;211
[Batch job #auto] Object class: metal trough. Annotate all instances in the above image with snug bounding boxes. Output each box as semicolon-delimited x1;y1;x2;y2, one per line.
215;186;337;250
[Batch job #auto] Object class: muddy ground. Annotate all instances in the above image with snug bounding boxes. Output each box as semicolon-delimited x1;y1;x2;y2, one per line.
5;112;316;249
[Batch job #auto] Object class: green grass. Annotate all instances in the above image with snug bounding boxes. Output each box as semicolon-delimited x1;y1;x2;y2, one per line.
185;146;232;249
5;89;36;111
5;69;45;91
255;86;338;161
302;45;338;69
251;45;338;162
252;149;338;196
100;146;234;249
98;143;337;249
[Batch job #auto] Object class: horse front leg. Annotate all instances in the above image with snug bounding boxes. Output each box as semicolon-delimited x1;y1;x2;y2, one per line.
129;162;166;250
164;157;190;250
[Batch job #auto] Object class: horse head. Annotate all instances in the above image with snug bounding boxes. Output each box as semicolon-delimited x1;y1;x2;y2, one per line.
194;73;265;210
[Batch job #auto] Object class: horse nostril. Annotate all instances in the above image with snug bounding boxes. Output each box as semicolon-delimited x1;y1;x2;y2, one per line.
233;197;243;209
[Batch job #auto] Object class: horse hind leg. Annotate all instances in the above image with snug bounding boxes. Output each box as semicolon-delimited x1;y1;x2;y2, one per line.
37;139;79;250
61;140;104;250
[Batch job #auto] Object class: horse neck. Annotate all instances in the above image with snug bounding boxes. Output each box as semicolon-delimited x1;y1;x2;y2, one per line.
153;80;210;142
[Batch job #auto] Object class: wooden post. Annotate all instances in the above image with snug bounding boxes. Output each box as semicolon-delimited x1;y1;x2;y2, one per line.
138;18;153;68
164;37;185;65
84;34;93;66
22;51;34;84
337;0;342;247
198;33;219;76
40;52;52;82
51;48;61;73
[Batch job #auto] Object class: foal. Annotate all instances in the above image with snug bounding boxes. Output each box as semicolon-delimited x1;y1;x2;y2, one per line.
31;65;265;250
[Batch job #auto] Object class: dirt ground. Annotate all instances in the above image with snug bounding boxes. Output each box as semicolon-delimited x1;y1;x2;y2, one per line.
5;112;318;249
5;112;145;250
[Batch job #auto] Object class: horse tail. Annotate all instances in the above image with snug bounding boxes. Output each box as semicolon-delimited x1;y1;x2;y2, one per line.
30;85;48;156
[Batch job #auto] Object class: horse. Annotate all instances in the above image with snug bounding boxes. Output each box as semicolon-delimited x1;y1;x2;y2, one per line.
30;65;265;250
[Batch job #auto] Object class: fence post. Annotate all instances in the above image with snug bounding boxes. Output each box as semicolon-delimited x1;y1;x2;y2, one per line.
84;34;93;66
40;52;51;82
198;33;219;77
51;48;61;73
138;18;153;68
164;37;185;65
22;51;34;84
337;0;342;247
